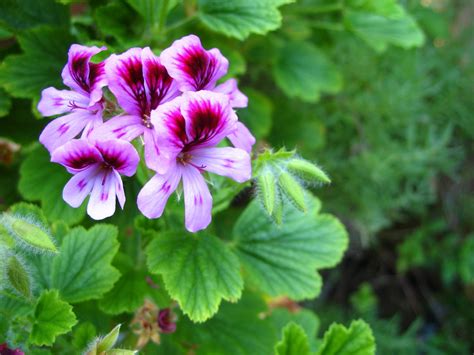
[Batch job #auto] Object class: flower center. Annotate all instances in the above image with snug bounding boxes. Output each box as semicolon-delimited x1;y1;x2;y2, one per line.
142;114;153;129
177;152;192;165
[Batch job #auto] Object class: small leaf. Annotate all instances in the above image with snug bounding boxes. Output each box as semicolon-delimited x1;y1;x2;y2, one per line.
316;319;376;355
233;197;348;300
287;159;331;184
257;168;277;216
2;203;57;253
278;171;307;212
6;255;32;298
272;41;342;102
30;289;77;346
147;232;243;322
269;308;320;346
198;0;294;40
275;322;311;355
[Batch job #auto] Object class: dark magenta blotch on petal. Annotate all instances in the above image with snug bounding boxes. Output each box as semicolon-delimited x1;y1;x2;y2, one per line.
178;46;218;90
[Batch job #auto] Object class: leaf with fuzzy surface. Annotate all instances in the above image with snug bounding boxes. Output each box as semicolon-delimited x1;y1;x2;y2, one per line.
30;289;77;346
147;232;243;322
232;196;348;300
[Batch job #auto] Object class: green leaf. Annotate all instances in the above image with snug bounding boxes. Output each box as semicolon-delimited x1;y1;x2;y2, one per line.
344;1;425;52
269;308;320;346
0;0;69;32
197;0;294;40
272;41;342;102
238;88;273;140
0;88;11;117
316;320;376;355
232;196;348;300
30;289;77;346
27;224;120;303
18;145;86;225
3;203;57;253
72;322;97;351
275;322;311;355
178;291;276;354
147;232;243;322
0;26;74;99
126;0;180;30
6;255;32;299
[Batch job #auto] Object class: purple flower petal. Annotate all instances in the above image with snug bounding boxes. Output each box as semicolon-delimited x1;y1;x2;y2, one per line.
94;139;139;177
143;127;163;173
214;79;248;108
62;165;98;208
182;166;212;232
87;170;116;220
181;91;237;149
113;169;126;209
142;47;180;110
161;34;228;91
39;110;96;153
137;165;182;219
37;87;90;117
90;114;144;141
51;139;103;173
191;147;251;183
61;44;107;105
227;122;256;154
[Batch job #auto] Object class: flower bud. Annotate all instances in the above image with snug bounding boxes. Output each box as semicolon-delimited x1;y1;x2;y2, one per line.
278;172;307;212
286;159;330;184
157;309;177;334
257;169;276;216
6;255;31;299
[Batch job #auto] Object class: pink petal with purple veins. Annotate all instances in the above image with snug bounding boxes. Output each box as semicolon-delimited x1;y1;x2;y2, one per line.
181;91;237;149
143;127;165;173
137;164;182;219
62;165;99;208
113;169;126;209
81;111;104;139
161;34;228;91
105;48;148;117
191;147;251;183
61;44;106;102
90;114;144;141
214;79;248;108
37;87;90;117
142;47;180;111
51;139;103;173
227;121;256;154
182;166;212;232
94;139;139;177
87;170;117;220
40;110;97;153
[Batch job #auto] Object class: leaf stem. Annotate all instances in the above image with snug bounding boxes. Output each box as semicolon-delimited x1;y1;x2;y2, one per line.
164;14;197;34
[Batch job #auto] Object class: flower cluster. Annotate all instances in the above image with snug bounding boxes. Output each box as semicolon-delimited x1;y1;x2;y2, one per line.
38;35;255;232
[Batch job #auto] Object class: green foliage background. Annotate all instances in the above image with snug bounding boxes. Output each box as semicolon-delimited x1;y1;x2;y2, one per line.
0;0;473;354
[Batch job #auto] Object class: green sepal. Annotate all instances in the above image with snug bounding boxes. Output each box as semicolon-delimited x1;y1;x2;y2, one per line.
278;171;307;212
258;168;277;216
6;254;32;299
287;159;331;184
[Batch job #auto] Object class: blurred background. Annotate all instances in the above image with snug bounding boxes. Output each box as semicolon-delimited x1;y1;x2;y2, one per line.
1;0;473;353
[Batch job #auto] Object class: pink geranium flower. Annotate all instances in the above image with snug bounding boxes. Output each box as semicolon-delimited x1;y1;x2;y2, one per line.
137;91;251;232
91;47;180;173
161;35;255;153
51;139;139;220
38;45;107;153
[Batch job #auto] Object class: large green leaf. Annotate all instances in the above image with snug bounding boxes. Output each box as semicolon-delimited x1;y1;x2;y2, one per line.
232;197;348;300
27;225;120;303
30;289;77;346
18;145;86;225
0;0;69;32
344;0;424;52
197;0;294;40
316;319;376;355
0;26;74;99
146;232;243;322
275;322;311;355
177;291;276;355
272;41;342;102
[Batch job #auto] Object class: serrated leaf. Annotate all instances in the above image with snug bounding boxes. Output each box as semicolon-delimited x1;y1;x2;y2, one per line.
30;289;77;346
269;308;320;346
18;145;86;225
233;197;348;300
275;322;311;355
147;232;243;322
3;203;57;253
27;224;120;303
197;0;294;40
0;0;69;31
6;255;31;299
316;320;376;355
0;26;74;99
272;41;342;102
